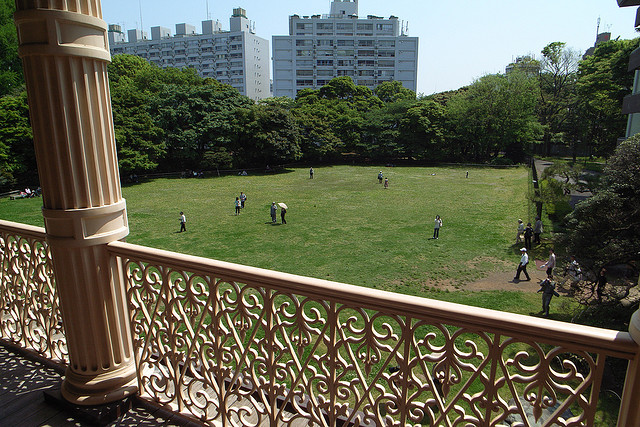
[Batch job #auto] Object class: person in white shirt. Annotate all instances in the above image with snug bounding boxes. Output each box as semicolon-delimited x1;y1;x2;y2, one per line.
514;248;530;281
433;215;443;239
179;212;186;232
541;248;556;278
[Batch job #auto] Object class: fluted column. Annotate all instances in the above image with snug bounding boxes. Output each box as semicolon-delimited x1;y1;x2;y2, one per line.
14;1;137;404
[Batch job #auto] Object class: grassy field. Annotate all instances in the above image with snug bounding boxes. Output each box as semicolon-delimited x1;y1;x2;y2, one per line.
1;165;564;316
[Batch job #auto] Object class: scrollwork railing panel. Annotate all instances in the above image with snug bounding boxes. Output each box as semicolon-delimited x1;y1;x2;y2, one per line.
112;241;637;427
0;221;67;364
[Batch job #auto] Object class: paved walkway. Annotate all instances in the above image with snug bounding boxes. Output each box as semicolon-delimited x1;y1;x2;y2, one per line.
533;158;594;208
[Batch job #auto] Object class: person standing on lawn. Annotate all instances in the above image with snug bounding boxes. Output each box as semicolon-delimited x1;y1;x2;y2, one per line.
433;215;442;239
281;207;287;224
309;167;314;179
240;192;247;208
514;248;530;281
179;211;186;232
235;197;241;215
270;202;277;223
516;219;524;243
523;222;533;250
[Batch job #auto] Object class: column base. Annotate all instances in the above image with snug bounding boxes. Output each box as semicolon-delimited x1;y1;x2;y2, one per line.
61;362;138;406
45;386;133;425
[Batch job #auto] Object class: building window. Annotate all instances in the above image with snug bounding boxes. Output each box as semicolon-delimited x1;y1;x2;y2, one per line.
297;59;313;66
378;40;395;47
316;23;334;30
317;39;334;46
358;40;373;47
358;50;374;57
296;79;314;86
296;69;313;76
336;23;353;30
376;24;394;32
337;40;354;47
337;59;354;66
296;50;312;57
357;60;374;67
316;59;334;66
378;60;395;67
296;39;312;46
357;23;373;31
318;50;333;57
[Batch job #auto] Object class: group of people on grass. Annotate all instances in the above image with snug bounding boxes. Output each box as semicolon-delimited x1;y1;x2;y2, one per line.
513;216;591;317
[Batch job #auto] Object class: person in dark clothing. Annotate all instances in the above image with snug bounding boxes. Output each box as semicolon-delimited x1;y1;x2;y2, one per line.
597;268;607;302
523;223;533;250
538;276;560;316
281;207;287;224
533;217;543;244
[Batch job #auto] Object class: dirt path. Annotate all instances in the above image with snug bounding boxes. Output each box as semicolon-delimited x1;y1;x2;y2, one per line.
461;259;550;292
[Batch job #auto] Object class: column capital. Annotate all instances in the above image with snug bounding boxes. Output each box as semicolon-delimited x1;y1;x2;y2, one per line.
14;8;110;62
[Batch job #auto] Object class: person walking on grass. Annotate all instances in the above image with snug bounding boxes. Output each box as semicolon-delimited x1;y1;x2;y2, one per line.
235;197;241;215
270;202;277;223
281;207;287;224
179;211;186;232
433;215;443;239
384;177;389;188
240;192;247;208
514;248;530;281
541;248;556;278
378;171;384;183
310;167;314;179
537;275;559;317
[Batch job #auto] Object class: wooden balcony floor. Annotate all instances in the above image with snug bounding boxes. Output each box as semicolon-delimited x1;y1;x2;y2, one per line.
0;344;198;426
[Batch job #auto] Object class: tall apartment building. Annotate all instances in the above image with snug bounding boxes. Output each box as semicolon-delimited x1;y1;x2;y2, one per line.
108;8;270;101
272;0;419;98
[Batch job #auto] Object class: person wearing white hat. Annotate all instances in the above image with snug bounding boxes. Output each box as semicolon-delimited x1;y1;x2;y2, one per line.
514;247;530;281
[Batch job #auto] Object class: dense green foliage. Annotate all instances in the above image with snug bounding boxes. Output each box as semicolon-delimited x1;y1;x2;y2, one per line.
562;136;640;271
0;0;21;97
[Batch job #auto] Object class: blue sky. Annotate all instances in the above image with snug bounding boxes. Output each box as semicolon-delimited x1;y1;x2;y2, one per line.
102;0;640;95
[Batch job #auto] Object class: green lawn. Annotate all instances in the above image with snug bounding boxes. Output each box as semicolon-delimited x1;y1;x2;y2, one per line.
0;165;560;314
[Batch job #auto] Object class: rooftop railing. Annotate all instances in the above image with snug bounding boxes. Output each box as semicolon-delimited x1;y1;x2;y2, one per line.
1;219;639;425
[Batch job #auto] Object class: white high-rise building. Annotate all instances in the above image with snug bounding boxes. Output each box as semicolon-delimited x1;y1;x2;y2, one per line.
272;0;418;98
108;8;271;101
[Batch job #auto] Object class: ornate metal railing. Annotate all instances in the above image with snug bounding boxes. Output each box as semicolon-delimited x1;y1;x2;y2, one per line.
2;220;639;425
0;220;67;364
108;240;640;427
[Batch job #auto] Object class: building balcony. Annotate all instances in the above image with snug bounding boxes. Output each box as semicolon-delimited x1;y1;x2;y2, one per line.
1;219;639;426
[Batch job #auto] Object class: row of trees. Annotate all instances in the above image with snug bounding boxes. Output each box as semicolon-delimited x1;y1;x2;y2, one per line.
0;0;637;186
2;42;637;187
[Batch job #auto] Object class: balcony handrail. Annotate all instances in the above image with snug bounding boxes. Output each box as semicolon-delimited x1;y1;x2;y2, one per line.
107;240;638;359
0;219;47;240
